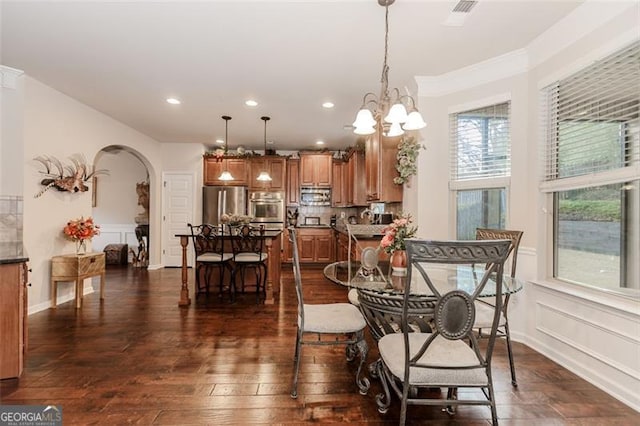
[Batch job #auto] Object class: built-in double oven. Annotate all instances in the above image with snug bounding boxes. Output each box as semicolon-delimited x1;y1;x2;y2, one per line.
249;191;285;230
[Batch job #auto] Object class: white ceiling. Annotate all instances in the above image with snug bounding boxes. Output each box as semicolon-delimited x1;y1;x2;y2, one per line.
1;0;586;151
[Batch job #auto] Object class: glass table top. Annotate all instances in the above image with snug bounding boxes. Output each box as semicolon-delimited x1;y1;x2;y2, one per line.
323;261;523;296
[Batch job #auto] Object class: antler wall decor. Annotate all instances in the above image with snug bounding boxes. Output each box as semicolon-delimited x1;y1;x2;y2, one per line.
33;154;109;198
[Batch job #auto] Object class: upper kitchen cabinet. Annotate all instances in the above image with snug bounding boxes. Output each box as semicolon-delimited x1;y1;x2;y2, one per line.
286;158;300;206
347;150;367;206
203;156;249;186
249;156;286;191
299;152;332;187
365;129;402;202
331;159;346;207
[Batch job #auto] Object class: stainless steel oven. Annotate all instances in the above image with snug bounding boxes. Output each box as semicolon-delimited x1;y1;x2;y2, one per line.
249;191;285;229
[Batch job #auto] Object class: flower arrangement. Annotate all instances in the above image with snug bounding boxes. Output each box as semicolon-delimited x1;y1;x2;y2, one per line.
379;213;418;255
394;135;425;185
63;216;100;253
220;213;253;225
63;216;100;241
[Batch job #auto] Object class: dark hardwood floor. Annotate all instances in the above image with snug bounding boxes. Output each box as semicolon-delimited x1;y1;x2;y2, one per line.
1;264;638;425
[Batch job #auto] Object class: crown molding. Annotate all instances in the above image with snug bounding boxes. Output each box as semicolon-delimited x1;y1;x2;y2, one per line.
527;0;639;70
416;0;638;98
1;65;24;89
416;49;528;97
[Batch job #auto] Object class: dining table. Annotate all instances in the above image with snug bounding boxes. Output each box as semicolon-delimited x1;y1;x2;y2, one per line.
174;228;282;307
323;260;523;297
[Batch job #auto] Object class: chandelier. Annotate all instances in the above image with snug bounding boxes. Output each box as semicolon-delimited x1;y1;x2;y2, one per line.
218;115;234;181
256;116;273;182
352;0;426;137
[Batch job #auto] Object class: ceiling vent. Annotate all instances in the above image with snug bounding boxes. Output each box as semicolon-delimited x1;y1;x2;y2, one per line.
444;0;478;26
452;0;478;14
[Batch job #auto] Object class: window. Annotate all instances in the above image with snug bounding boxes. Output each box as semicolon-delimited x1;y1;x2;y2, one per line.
450;102;511;239
541;41;640;292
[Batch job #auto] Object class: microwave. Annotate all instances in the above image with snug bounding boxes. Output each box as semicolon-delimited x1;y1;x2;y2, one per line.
300;187;331;206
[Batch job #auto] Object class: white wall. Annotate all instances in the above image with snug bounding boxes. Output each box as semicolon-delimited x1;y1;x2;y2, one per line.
1;66;24;196
22;76;163;312
413;0;640;411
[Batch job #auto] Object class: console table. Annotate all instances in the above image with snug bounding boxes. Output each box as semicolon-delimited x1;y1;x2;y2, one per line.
51;252;106;308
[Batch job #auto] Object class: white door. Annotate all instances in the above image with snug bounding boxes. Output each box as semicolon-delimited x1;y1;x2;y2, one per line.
162;172;195;267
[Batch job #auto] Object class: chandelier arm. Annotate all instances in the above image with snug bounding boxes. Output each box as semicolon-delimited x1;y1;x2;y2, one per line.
360;92;379;108
379;3;390;98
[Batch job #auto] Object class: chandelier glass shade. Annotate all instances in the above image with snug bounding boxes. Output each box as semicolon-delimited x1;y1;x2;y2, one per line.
352;0;426;136
256;116;273;182
218;115;234;181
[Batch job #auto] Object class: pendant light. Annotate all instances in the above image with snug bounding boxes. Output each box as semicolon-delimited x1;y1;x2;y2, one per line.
256;116;273;182
352;0;426;136
218;115;234;181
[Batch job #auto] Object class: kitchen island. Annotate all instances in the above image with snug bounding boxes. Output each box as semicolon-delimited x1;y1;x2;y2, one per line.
175;229;282;306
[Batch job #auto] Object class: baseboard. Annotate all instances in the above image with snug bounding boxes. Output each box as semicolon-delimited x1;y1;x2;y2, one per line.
28;286;95;315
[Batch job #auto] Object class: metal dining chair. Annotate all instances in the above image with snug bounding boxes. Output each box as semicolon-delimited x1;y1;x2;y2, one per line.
229;224;268;303
371;239;511;425
474;228;524;387
187;223;233;298
288;227;370;399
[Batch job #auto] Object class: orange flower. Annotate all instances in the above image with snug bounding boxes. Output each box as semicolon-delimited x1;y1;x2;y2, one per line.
62;216;100;242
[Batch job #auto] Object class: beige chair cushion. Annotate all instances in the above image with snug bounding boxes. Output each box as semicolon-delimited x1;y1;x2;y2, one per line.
301;303;366;334
378;333;488;386
347;288;360;306
197;253;233;262
234;252;268;263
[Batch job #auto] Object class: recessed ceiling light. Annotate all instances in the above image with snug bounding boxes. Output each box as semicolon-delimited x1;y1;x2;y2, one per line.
216;139;225;144
245;100;258;107
166;98;181;105
316;140;325;145
322;102;334;109
266;140;274;145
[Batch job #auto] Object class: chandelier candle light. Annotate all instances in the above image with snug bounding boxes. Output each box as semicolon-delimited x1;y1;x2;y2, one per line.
256;116;273;182
218;115;234;181
352;0;427;137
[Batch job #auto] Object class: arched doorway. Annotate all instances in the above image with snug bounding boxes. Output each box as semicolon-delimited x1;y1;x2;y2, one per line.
92;145;152;267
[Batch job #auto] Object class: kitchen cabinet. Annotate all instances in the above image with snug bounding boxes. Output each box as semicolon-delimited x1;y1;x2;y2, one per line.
203;156;249;186
365;128;403;202
347;150;367;206
286;158;300;206
296;228;333;263
249;156;286;191
331;159;346;207
0;261;28;379
336;230;349;261
299;152;332;187
335;230;388;263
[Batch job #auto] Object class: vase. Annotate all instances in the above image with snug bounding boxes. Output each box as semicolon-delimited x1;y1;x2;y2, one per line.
75;239;87;255
390;249;407;276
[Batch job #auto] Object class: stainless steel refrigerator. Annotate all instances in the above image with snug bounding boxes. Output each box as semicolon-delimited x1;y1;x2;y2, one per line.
202;186;248;226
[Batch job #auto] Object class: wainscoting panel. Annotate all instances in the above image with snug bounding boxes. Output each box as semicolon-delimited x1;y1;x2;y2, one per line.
91;224;138;262
526;281;640;411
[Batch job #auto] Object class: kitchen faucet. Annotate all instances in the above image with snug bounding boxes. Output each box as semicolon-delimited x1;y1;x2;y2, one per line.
360;208;373;223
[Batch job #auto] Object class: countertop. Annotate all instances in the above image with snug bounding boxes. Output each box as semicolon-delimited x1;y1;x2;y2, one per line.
332;223;388;238
0;242;29;264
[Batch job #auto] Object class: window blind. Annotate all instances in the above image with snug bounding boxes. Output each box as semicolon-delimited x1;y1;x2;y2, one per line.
450;102;511;181
541;40;640;183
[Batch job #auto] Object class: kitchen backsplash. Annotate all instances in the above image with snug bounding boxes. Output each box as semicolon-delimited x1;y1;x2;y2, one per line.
0;195;23;244
291;202;401;227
